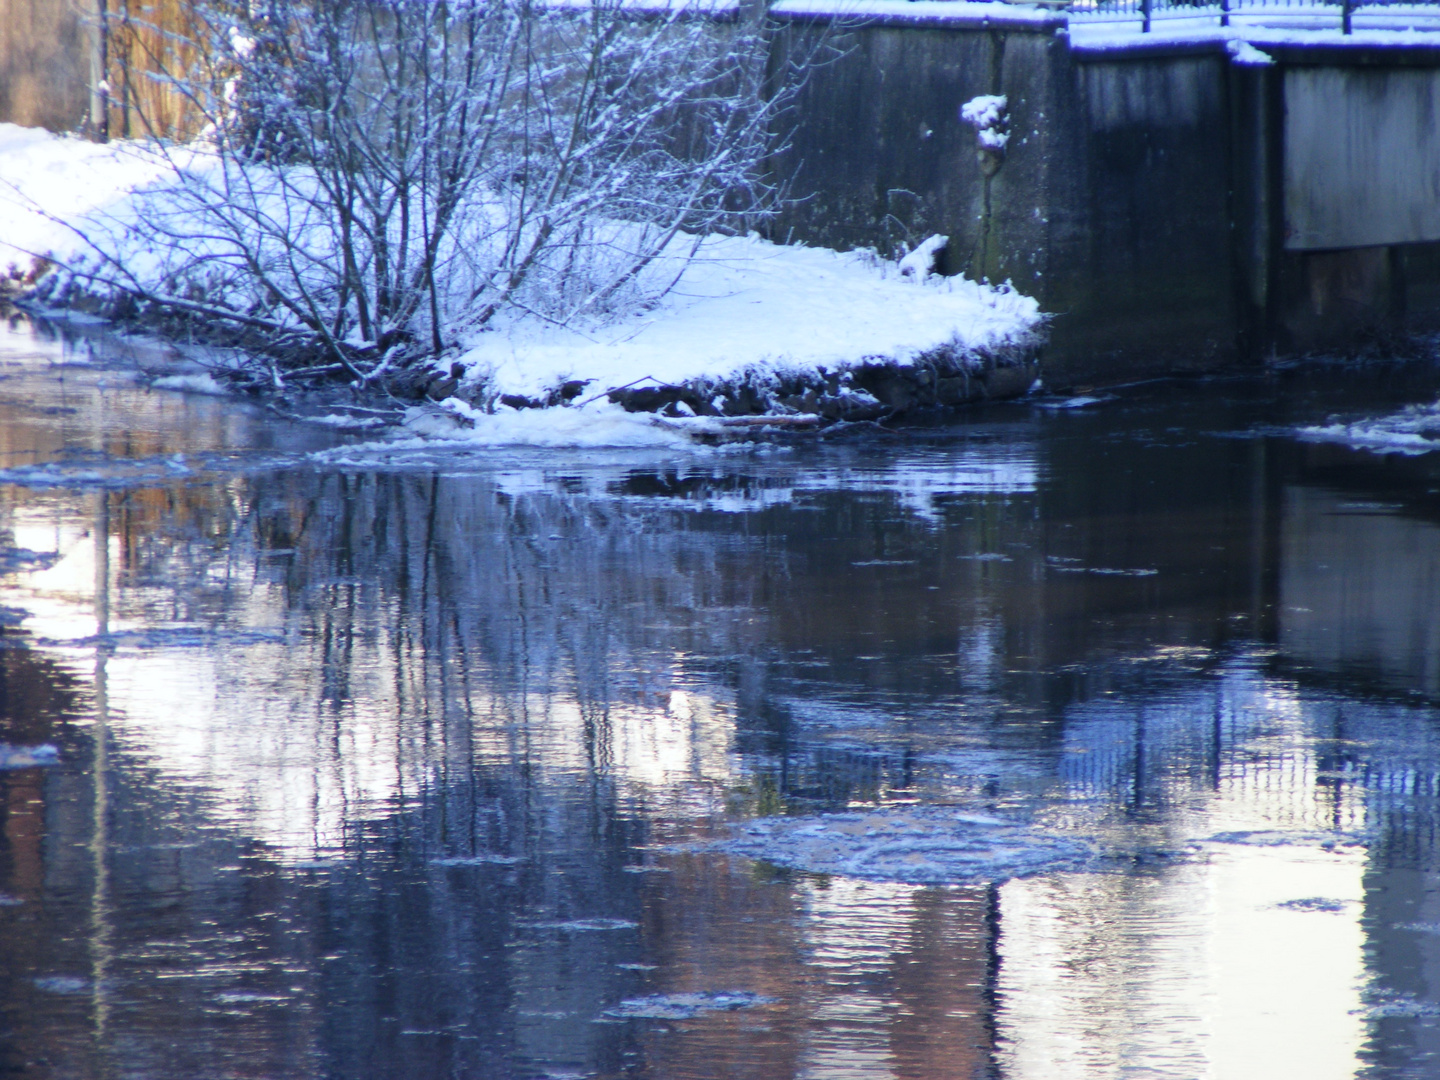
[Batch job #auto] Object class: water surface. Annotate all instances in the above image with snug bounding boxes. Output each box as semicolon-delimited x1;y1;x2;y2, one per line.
2;314;1440;1078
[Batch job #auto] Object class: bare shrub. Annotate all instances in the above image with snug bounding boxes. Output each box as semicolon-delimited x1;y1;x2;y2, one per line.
54;0;812;380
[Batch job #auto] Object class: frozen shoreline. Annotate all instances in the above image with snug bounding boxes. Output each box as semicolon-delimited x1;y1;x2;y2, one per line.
0;123;1045;447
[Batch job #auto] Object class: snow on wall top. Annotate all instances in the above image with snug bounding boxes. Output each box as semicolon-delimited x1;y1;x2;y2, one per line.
769;0;1066;28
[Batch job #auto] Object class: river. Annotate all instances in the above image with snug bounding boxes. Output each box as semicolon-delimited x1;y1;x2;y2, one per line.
1;312;1439;1079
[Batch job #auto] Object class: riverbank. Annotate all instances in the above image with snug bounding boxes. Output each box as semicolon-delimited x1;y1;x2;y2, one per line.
0;123;1045;447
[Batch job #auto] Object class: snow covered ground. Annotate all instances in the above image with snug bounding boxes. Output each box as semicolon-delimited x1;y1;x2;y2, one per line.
0;123;1044;448
449;235;1038;401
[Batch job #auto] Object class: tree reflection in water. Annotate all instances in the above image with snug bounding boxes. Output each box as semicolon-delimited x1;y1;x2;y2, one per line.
0;326;1438;1078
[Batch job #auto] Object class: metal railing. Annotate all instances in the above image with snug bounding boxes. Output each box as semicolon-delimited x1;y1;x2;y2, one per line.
1065;0;1440;34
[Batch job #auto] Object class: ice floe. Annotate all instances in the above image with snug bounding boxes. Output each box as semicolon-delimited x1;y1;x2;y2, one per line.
430;854;524;867
603;991;773;1020
0;743;58;769
714;807;1092;885
526;918;639;932
1298;402;1440;456
1203;829;1367;849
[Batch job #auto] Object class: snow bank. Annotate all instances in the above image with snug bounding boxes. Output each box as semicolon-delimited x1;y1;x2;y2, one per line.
1;123;1044;448
0;124;171;279
450;234;1040;404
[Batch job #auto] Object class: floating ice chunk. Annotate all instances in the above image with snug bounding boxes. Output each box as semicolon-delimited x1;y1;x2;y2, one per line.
1360;994;1440;1019
0;744;58;769
1050;565;1158;577
716;807;1091;885
528;918;639;932
215;992;288;1004
307;413;388;428
1275;897;1349;913
55;626;285;650
1203;829;1365;850
604;991;773;1020
394;400;720;450
33;976;89;994
1298;402;1440;456
430;853;523;866
1033;394;1110;409
152;373;229;396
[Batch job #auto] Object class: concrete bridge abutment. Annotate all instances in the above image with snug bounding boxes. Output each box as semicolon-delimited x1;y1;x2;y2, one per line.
767;5;1440;385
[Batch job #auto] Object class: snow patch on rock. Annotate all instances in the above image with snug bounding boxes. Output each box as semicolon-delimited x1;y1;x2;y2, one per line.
898;234;949;282
961;94;1009;151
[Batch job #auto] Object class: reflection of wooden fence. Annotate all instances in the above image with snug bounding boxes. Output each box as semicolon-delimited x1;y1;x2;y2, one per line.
101;0;203;139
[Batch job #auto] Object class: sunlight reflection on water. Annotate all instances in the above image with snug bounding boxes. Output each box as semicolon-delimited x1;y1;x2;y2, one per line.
0;316;1439;1078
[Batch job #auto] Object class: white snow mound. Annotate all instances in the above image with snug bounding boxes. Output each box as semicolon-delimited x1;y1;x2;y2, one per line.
456;232;1040;403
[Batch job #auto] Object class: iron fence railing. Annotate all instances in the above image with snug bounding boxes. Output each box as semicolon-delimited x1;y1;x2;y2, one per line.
1066;0;1440;35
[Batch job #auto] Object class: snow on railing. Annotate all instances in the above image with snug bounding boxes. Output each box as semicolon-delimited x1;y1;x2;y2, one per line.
1067;0;1440;35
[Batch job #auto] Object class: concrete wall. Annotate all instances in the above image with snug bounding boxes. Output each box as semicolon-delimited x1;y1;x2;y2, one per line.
0;0;97;133
1285;64;1440;250
1262;47;1440;351
1046;50;1239;381
771;17;1440;384
768;18;1245;383
767;13;1064;291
